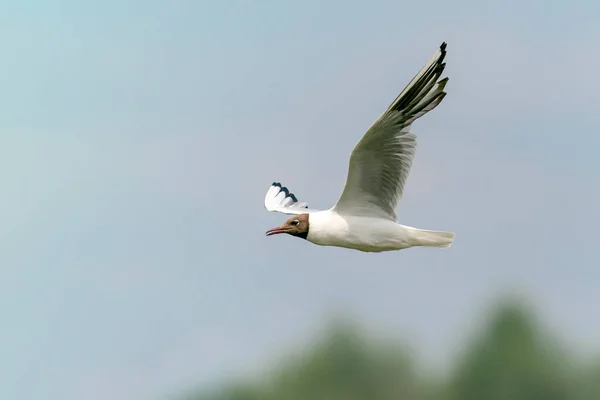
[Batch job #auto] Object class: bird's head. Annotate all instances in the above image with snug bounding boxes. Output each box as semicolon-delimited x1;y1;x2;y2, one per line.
265;213;309;240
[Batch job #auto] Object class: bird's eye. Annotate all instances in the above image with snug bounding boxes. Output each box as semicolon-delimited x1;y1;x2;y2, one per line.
291;220;299;226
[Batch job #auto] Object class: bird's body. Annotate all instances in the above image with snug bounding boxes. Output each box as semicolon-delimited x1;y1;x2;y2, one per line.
307;211;408;253
264;42;455;253
307;211;452;253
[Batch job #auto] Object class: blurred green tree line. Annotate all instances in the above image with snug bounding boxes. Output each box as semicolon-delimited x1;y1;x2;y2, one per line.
184;298;600;400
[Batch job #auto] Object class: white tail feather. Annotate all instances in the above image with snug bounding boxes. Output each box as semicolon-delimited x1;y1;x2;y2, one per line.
406;227;455;248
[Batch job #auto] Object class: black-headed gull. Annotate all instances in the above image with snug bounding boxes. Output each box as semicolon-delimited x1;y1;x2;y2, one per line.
264;42;454;253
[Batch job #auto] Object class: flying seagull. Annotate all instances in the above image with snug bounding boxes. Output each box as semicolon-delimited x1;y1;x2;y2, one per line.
264;42;454;253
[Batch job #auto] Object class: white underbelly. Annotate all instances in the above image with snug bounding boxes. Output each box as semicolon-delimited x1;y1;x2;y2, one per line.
307;213;412;253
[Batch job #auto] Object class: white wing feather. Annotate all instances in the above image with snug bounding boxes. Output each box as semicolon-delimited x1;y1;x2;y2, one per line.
333;42;449;221
264;182;320;215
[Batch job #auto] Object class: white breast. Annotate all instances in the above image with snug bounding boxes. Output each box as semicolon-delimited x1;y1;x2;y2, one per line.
306;210;413;252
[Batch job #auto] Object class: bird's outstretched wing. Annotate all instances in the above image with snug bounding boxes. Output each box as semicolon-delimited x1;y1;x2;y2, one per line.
264;182;320;215
333;42;449;221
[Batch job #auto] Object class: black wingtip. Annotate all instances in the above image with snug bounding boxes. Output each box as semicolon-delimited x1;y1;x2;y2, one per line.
270;181;289;197
439;43;447;64
269;181;304;205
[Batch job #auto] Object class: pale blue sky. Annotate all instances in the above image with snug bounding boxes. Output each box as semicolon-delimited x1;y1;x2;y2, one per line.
1;1;599;399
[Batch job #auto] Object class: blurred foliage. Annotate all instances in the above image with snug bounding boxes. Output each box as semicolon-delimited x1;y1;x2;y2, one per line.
185;298;600;400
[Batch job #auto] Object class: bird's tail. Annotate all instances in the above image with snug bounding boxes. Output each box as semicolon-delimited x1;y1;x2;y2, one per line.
406;227;455;248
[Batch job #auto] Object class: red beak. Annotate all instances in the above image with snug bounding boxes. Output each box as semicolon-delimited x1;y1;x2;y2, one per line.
265;226;289;236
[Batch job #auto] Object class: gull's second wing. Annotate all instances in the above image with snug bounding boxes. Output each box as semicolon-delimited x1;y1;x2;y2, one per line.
264;182;320;215
333;42;449;221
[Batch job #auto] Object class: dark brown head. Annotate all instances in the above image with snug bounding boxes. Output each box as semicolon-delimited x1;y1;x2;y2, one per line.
265;213;310;240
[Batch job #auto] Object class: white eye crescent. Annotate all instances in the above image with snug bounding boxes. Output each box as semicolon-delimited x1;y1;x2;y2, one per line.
291;220;300;226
